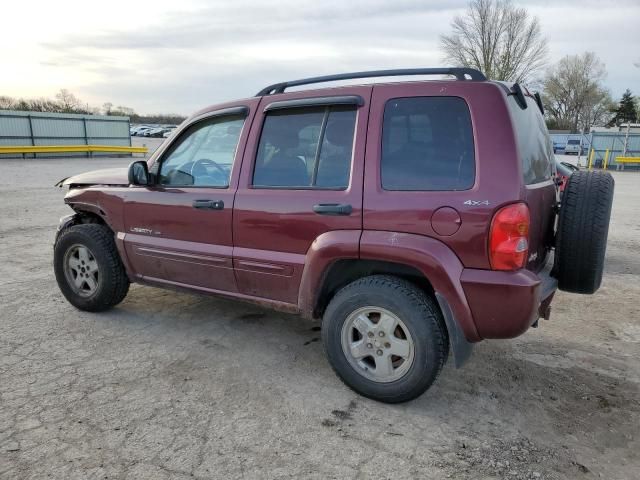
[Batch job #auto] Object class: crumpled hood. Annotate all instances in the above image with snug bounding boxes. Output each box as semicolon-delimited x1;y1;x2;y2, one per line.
56;167;129;187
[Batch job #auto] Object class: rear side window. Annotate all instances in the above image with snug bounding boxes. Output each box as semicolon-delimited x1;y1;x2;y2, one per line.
381;97;475;191
253;106;356;189
508;96;554;185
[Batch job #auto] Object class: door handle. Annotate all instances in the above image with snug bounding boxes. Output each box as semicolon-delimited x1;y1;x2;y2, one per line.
192;199;224;210
312;203;352;216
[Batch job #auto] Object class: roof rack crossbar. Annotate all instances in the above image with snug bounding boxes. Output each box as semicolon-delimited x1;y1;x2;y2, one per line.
256;68;486;96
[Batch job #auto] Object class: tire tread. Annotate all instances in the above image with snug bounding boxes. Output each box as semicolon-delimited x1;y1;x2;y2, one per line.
555;170;614;293
322;274;448;403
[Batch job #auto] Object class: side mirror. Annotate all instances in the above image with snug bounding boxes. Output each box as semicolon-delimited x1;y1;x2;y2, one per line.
128;160;149;186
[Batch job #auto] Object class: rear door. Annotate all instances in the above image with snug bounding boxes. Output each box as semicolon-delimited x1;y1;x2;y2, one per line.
362;83;485;266
232;88;371;304
121;102;258;292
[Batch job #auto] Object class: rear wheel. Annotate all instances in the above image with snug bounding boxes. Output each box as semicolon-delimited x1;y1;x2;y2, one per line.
322;275;448;403
555;170;614;293
54;224;130;311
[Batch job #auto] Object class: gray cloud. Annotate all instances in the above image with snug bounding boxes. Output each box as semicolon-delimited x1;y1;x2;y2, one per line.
40;0;640;114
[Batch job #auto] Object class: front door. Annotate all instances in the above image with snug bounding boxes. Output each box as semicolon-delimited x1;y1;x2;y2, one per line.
232;88;371;305
121;104;255;293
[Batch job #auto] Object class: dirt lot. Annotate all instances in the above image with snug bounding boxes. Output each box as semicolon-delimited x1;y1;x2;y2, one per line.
0;155;638;480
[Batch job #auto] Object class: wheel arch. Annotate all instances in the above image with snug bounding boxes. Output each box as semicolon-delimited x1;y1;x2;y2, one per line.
56;210;110;243
312;258;435;319
299;230;479;366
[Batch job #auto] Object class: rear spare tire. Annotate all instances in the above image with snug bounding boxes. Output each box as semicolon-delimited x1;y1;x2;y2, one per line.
555;170;614;294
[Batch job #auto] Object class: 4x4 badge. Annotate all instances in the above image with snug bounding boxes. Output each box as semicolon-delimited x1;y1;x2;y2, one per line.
463;200;490;206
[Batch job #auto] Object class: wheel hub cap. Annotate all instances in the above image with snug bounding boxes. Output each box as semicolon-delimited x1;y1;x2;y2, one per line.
341;306;415;383
63;244;100;297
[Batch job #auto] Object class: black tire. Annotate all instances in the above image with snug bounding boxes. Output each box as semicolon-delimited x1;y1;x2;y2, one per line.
322;275;448;403
54;224;130;311
555;170;614;294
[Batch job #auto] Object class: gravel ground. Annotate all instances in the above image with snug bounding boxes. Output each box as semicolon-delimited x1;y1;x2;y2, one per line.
0;155;638;479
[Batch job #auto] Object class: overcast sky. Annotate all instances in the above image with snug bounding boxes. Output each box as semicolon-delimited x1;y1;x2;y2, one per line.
2;0;638;114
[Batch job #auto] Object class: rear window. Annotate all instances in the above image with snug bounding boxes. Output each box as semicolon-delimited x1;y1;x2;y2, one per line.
381;97;475;191
567;139;580;145
508;96;554;185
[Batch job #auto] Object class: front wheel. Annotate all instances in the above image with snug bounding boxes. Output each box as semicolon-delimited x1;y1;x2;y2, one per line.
54;224;130;312
322;275;448;403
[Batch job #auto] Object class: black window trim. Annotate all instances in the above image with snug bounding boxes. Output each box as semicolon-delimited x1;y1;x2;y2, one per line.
380;95;476;192
264;95;363;113
153;106;249;189
251;104;357;191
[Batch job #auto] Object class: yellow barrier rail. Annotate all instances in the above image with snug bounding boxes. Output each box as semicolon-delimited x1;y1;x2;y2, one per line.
0;145;148;155
615;156;640;164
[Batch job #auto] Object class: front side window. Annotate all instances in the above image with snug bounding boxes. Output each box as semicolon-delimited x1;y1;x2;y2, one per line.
252;106;356;189
158;115;244;187
381;97;475;191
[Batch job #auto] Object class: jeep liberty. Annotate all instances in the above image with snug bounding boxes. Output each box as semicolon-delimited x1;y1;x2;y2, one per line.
54;68;614;403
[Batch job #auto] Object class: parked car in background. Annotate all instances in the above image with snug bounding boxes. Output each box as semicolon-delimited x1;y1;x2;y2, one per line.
53;67;615;403
553;141;563;154
131;126;152;136
144;127;167;138
564;139;583;155
162;126;178;138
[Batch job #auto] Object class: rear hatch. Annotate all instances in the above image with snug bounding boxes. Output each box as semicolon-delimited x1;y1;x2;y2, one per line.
506;90;557;272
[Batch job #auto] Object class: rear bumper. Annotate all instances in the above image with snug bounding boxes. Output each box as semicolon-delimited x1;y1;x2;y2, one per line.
461;261;557;339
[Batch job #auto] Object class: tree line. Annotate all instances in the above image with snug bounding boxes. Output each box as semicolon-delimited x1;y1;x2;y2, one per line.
441;0;639;133
0;90;186;125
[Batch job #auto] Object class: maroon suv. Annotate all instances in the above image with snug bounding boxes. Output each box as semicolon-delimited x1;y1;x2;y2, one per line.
54;68;614;403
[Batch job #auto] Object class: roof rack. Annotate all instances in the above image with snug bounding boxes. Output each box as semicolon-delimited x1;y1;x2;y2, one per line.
256;68;486;96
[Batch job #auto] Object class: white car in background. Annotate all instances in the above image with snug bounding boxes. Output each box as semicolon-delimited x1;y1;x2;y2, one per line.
162;126;177;138
142;127;166;137
564;138;583;155
131;126;152;136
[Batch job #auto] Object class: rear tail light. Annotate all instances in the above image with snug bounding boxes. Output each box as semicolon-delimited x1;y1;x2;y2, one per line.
489;203;530;271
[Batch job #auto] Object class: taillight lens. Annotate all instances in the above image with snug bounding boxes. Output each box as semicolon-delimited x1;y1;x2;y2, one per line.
489;203;530;271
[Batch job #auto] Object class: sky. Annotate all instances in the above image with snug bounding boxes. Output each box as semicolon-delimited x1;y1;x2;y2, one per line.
1;0;638;115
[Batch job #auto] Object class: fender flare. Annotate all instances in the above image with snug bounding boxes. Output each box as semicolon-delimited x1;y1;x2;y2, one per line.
298;230;362;318
359;230;480;343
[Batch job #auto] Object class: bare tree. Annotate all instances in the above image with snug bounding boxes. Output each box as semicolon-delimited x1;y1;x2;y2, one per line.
543;52;614;133
440;0;547;82
0;96;15;109
55;89;83;113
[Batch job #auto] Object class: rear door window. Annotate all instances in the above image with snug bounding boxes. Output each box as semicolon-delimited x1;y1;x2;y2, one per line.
253;106;356;189
381;97;475;191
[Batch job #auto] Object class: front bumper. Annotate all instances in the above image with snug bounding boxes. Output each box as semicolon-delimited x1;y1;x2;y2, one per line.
461;260;557;339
